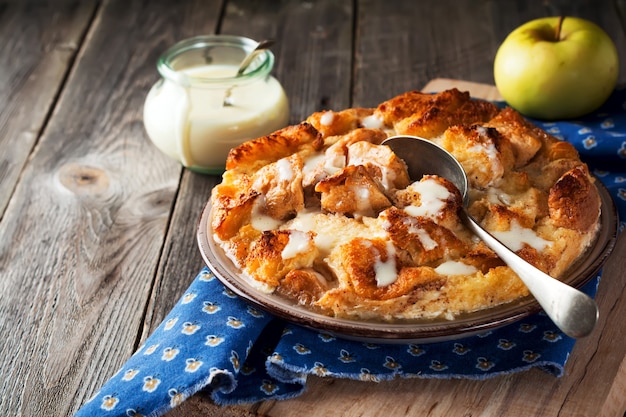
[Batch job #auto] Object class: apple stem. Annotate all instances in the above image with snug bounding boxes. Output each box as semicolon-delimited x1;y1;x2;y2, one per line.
555;16;565;41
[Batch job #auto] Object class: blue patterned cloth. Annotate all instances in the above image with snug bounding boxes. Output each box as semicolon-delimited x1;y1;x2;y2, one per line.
74;88;626;416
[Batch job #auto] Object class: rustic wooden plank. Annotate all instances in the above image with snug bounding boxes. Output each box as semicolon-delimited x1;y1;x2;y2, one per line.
139;171;220;337
354;0;626;108
353;0;512;106
144;0;355;334
0;1;621;416
70;0;227;410
221;0;354;120
132;0;226;341
0;2;96;217
158;1;355;416
557;232;626;417
617;0;626;42
0;0;228;415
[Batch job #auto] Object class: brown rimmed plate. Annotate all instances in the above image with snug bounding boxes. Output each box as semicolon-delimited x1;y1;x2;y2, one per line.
196;180;618;344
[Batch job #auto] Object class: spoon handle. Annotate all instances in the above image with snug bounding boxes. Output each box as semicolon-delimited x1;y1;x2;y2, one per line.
463;212;598;338
237;39;275;76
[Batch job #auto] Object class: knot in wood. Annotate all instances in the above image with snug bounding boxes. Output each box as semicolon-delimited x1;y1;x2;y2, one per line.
57;163;110;195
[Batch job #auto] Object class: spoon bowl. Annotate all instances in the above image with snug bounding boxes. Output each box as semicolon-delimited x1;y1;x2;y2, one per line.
382;135;599;338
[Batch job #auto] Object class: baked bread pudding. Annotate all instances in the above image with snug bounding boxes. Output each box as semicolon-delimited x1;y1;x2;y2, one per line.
210;89;601;321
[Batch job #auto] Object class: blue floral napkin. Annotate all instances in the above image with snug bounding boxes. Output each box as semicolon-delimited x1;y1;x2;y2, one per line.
74;88;625;417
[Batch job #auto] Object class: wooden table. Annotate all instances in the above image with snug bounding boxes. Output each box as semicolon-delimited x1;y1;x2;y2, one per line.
1;1;625;416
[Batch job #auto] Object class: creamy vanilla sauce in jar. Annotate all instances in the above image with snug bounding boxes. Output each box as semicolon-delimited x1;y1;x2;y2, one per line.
143;35;290;174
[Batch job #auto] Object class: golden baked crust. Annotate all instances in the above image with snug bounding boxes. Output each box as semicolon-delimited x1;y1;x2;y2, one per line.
210;89;601;321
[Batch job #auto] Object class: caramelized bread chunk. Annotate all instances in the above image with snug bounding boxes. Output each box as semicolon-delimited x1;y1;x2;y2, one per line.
485;107;543;168
381;89;499;138
549;165;601;232
226;122;323;174
307;108;376;137
250;154;305;221
244;230;319;289
277;268;331;306
316;165;392;217
440;125;515;189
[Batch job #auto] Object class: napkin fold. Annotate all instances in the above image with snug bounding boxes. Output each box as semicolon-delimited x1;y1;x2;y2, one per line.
75;88;625;417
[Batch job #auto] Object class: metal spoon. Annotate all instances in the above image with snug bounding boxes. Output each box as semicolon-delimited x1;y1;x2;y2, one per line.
236;39;275;76
223;39;275;106
382;135;599;338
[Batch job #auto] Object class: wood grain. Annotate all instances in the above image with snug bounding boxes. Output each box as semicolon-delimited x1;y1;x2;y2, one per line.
0;1;217;415
0;2;96;217
219;0;354;121
354;0;505;105
354;0;626;107
162;1;357;415
135;0;225;343
141;0;356;339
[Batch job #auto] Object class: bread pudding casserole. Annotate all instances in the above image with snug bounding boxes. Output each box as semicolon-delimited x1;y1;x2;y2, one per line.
209;89;601;321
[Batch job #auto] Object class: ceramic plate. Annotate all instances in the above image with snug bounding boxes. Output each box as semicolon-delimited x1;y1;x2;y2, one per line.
197;180;618;344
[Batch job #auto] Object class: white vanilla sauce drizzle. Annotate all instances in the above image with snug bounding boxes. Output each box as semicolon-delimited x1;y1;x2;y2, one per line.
276;157;294;182
347;155;395;191
324;149;346;175
352;185;373;215
302;152;325;175
410;224;438;250
281;230;311;259
320;111;334;126
250;195;283;231
468;128;501;184
435;260;477;276
361;114;385;129
282;211;334;253
374;240;398;287
491;219;552;252
403;178;451;219
487;187;512;205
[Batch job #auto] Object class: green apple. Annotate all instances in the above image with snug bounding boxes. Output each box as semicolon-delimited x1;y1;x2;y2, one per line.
494;16;619;120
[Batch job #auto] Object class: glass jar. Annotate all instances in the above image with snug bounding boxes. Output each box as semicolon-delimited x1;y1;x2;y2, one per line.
143;35;290;174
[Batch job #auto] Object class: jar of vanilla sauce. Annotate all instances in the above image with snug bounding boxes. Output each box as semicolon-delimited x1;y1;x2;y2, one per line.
143;35;290;174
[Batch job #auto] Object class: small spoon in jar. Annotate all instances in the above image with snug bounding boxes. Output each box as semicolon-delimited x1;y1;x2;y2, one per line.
223;39;275;106
382;135;599;338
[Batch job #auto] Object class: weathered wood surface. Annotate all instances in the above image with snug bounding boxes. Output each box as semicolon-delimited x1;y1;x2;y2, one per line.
0;2;97;216
0;1;624;416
